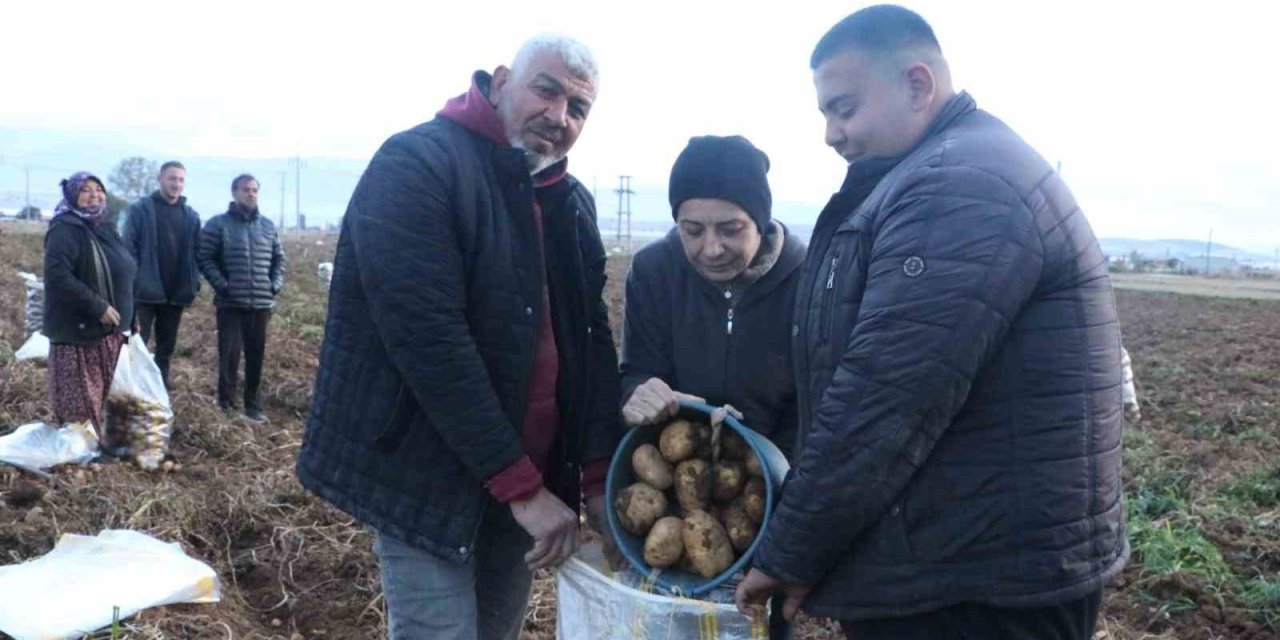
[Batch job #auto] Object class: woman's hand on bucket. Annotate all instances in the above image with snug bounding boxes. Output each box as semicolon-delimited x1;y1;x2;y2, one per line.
623;378;704;426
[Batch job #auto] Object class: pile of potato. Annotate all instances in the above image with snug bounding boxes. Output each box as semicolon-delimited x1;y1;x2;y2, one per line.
105;392;173;471
614;418;768;579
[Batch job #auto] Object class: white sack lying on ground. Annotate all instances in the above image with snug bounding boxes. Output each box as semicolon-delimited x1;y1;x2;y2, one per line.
0;421;98;470
0;529;221;640
14;332;49;361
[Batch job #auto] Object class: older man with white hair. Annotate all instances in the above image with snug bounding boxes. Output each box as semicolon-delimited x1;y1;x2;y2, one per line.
296;35;622;640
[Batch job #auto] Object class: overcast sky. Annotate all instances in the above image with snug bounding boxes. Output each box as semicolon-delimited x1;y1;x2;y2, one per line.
2;0;1276;249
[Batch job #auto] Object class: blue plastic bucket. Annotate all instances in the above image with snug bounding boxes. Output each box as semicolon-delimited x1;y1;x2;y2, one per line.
605;399;789;597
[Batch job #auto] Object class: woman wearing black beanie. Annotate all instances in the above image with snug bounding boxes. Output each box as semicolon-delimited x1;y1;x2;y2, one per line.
618;134;806;640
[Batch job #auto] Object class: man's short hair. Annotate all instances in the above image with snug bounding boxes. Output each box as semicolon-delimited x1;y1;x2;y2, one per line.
810;4;941;70
159;160;185;174
231;173;258;192
512;34;599;85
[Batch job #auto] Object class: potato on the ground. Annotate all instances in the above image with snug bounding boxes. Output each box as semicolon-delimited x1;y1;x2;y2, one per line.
674;459;712;513
713;460;746;503
659;420;698;463
720;503;759;553
682;509;736;578
742;477;766;524
615;482;668;536
744;450;765;477
632;443;674;490
644;517;686;568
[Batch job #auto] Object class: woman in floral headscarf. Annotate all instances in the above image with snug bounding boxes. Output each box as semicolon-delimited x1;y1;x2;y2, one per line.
41;171;137;440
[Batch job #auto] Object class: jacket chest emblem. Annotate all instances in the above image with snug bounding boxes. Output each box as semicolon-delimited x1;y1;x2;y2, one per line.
903;256;926;278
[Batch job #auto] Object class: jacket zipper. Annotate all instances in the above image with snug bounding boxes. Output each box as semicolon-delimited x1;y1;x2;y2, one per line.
819;252;841;343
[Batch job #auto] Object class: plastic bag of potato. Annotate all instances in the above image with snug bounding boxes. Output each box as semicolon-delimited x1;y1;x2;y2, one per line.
19;271;44;337
105;335;173;471
556;542;769;640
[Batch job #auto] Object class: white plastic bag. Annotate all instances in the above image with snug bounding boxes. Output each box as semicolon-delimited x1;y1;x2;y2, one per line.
556;543;770;640
317;261;334;289
18;271;44;337
1121;346;1141;422
105;335;173;470
0;421;98;470
14;332;49;362
0;529;221;640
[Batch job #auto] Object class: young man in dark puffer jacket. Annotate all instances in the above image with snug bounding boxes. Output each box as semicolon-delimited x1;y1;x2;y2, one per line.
737;7;1127;640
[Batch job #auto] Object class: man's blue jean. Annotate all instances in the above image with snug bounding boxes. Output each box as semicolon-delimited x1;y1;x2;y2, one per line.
374;511;534;640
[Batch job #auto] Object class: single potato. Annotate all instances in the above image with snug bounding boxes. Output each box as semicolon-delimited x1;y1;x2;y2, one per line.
720;430;751;461
674;459;713;513
615;482;668;536
742;478;766;524
712;460;746;503
632;443;675;490
644;517;686;568
682;510;735;578
720;503;759;553
659;420;698;463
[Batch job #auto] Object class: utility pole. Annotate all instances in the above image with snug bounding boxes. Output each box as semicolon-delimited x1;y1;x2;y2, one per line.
615;175;634;248
1205;229;1213;275
289;155;305;232
279;172;288;231
24;166;31;211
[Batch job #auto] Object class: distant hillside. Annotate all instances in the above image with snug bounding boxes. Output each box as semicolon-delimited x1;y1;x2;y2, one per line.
1099;238;1275;266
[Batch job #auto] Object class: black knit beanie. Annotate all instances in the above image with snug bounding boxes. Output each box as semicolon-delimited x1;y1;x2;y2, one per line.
669;135;772;232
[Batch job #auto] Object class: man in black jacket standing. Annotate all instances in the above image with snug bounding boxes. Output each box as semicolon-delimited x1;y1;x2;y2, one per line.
736;6;1127;640
296;35;621;640
122;160;201;390
197;174;285;424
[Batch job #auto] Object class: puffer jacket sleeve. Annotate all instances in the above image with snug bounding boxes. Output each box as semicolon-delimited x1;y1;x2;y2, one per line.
189;210;202;295
618;247;674;405
269;224;286;294
346;131;525;483
197;216;229;292
577;193;624;465
754;163;1045;586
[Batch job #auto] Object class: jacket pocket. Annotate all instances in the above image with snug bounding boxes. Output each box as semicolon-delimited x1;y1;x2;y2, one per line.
817;227;862;345
374;384;416;452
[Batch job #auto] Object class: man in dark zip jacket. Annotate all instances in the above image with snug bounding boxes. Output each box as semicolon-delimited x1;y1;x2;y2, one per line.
736;7;1126;640
197;174;285;424
295;36;622;640
122;160;201;389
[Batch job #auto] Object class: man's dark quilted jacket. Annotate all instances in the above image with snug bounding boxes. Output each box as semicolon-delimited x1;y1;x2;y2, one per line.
295;119;622;562
196;205;285;309
753;92;1128;621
